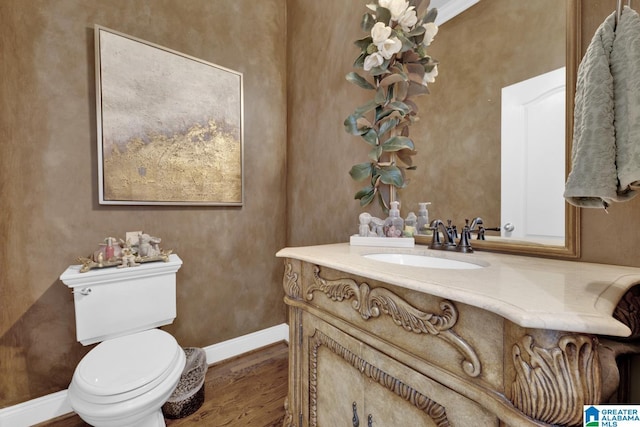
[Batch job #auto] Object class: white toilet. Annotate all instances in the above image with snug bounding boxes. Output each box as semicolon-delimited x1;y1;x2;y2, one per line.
60;254;185;427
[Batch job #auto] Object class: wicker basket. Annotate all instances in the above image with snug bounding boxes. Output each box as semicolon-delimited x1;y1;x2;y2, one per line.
162;347;207;419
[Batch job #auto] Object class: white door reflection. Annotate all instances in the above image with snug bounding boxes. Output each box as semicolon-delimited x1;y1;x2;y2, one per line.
501;67;566;244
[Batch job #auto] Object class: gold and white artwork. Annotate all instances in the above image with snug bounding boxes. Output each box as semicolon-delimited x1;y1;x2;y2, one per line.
96;26;243;205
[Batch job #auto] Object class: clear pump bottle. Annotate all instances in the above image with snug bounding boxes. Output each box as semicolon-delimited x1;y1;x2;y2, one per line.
384;201;404;237
416;202;431;235
404;212;417;237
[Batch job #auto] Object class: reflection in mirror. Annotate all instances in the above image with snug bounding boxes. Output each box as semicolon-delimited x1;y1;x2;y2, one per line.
501;67;565;245
409;0;579;257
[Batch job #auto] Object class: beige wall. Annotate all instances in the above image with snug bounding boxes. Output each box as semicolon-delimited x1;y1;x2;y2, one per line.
1;0;639;411
0;0;287;408
286;1;371;245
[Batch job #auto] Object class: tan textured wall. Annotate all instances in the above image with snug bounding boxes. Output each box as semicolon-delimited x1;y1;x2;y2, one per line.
287;0;564;244
0;0;287;407
286;1;369;245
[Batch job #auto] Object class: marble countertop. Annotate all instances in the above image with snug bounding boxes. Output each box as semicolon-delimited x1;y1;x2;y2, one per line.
277;243;640;337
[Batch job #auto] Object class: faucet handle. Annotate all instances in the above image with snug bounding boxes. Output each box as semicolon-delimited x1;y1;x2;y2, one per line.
476;227;485;240
445;219;458;239
457;221;473;253
430;225;443;248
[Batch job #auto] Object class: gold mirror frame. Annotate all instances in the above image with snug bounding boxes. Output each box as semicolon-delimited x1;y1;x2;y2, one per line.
416;0;581;258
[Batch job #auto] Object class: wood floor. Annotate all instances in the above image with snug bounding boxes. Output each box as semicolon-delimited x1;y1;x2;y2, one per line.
39;342;289;427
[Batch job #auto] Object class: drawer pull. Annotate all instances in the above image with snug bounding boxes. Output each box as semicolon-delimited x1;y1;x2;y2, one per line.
352;402;359;427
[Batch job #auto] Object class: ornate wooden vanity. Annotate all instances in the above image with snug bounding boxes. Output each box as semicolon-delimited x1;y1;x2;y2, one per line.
278;244;640;426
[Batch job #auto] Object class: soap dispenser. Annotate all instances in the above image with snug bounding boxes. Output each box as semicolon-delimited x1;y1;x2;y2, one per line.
384;201;404;237
404;212;417;237
416;202;431;235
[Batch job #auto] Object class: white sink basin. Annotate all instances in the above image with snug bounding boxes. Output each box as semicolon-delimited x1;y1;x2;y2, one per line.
363;253;484;270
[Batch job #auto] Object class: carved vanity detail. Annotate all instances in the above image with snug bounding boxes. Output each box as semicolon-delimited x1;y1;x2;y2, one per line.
511;334;600;426
278;244;640;426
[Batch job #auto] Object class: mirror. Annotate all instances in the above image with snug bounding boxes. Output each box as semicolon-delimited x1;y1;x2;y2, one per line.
410;0;579;258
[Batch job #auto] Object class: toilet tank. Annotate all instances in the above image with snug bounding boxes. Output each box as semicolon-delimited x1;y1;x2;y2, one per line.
60;254;183;345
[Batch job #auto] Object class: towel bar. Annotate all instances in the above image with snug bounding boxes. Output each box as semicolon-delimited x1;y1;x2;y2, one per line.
616;0;633;26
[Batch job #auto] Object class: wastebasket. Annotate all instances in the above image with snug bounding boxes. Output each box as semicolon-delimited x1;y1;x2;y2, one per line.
162;347;207;419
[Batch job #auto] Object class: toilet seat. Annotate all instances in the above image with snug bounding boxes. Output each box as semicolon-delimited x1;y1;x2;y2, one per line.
71;329;182;404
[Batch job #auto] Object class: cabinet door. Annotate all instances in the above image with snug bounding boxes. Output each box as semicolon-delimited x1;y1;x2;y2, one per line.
363;376;441;426
303;312;364;426
302;312;497;426
360;343;497;426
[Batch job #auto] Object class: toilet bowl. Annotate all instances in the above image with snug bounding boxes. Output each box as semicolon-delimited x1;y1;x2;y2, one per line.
60;254;185;427
68;329;186;427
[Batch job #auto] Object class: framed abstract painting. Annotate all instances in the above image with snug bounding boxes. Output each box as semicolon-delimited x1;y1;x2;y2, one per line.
95;25;244;205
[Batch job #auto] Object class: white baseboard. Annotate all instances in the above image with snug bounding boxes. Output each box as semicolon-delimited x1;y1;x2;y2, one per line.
0;323;289;427
0;390;72;427
204;323;289;365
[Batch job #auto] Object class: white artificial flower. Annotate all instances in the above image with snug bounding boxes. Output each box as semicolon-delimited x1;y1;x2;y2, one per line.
378;0;393;9
422;64;438;84
397;6;417;32
387;0;411;21
371;22;392;45
366;3;377;12
422;22;439;46
364;52;384;71
378;37;402;60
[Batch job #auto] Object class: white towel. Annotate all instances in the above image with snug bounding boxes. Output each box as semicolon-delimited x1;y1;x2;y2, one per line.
565;7;640;208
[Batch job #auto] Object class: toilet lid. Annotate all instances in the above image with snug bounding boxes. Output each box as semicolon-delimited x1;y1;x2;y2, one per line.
72;329;182;401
